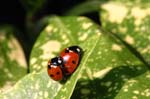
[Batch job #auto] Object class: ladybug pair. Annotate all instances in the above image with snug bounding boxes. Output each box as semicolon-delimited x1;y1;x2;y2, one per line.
47;46;83;81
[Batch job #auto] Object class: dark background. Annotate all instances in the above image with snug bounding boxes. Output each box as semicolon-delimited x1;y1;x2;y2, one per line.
0;0;99;65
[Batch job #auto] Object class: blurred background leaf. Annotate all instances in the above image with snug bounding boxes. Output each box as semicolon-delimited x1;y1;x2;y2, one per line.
65;0;104;16
19;0;47;14
100;0;150;65
0;26;27;92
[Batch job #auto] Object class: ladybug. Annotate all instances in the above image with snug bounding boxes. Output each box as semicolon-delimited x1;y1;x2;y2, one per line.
60;46;83;75
47;57;64;81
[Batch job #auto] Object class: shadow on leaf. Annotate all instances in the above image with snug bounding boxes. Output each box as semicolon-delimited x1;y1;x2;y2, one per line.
71;64;147;99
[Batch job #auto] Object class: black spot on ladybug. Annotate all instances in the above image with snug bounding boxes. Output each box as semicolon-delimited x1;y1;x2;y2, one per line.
50;74;54;77
72;60;76;64
56;72;60;75
65;49;69;53
48;65;51;69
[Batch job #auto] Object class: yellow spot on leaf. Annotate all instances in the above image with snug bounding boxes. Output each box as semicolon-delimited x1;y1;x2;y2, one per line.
98;51;102;55
53;28;58;32
81;82;89;85
62;88;67;92
93;67;112;78
36;65;41;70
119;27;127;33
47;82;51;88
77;17;86;21
42;61;48;67
35;83;40;90
34;93;38;99
141;46;150;54
111;59;116;62
146;74;150;78
44;91;48;98
4;68;13;78
131;7;150;26
124;88;128;92
40;41;61;59
132;96;138;99
112;44;122;51
79;33;88;41
82;23;92;29
0;32;6;41
45;26;53;32
144;89;150;97
101;2;128;23
63;39;69;44
96;31;102;36
108;87;113;92
39;91;43;96
62;35;67;40
33;64;38;69
81;88;90;94
0;81;13;92
30;58;37;65
128;79;137;87
105;81;112;87
123;85;129;92
135;27;140;31
8;38;27;67
86;68;93;80
141;92;145;96
133;90;140;94
125;35;135;45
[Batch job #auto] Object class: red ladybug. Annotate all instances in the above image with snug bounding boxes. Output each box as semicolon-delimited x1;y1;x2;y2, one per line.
47;57;64;81
47;46;83;81
60;46;82;75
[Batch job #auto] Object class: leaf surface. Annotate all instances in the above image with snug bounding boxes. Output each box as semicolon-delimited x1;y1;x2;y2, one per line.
0;26;27;92
2;16;149;99
100;1;150;65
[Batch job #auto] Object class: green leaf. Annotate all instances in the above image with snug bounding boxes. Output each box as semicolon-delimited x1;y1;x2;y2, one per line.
56;28;148;99
72;65;149;99
20;0;46;14
100;1;150;65
3;70;62;99
65;0;105;15
29;16;101;73
3;16;149;99
0;26;27;92
109;0;150;4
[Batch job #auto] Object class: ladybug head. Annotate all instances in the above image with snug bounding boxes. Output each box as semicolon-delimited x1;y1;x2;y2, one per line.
50;57;63;66
68;46;82;56
47;57;64;81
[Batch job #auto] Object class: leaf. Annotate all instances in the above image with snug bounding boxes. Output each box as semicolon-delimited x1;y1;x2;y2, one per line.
65;0;105;15
2;70;62;99
0;26;27;92
100;1;150;65
2;16;149;99
3;16;101;99
29;16;101;73
55;29;148;99
109;0;150;4
20;0;46;14
72;65;149;99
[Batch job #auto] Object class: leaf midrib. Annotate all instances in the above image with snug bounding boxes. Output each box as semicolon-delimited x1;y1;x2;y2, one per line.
68;34;100;98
